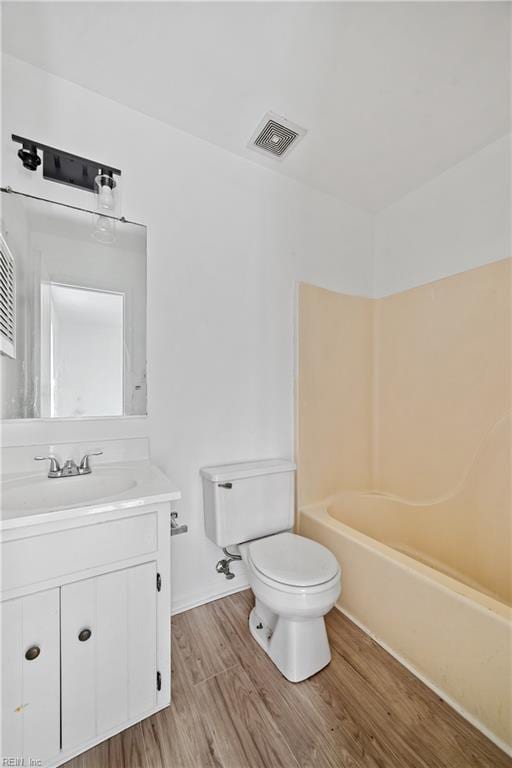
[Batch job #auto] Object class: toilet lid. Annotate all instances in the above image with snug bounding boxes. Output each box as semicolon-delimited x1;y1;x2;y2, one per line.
248;532;339;588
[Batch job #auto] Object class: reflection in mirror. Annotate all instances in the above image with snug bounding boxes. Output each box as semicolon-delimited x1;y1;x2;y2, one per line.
42;284;124;417
0;189;147;419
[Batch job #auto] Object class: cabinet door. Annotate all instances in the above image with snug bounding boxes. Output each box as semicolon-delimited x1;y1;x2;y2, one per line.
1;589;60;766
61;562;157;751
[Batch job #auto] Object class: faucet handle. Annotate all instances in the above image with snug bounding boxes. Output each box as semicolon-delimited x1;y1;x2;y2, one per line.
79;451;103;472
34;456;62;475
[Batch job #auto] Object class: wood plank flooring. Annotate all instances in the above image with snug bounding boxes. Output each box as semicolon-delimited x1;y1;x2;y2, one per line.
65;589;511;768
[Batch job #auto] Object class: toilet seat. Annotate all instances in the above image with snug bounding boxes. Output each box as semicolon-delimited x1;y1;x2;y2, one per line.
247;532;339;588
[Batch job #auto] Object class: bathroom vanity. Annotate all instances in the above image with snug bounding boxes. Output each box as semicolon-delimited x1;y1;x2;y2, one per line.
0;459;180;768
0;179;180;766
0;185;170;765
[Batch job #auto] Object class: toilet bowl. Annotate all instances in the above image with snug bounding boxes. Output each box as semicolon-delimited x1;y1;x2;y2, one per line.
201;458;341;682
239;532;341;682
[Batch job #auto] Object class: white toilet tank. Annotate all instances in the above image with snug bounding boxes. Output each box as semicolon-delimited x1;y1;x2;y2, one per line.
200;459;296;547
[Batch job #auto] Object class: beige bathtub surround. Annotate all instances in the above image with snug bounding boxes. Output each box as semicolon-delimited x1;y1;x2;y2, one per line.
324;415;511;606
374;258;511;501
297;260;511;603
297;258;512;752
297;284;373;507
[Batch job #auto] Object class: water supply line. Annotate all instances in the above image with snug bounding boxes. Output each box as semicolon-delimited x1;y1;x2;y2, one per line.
216;547;242;580
170;511;188;536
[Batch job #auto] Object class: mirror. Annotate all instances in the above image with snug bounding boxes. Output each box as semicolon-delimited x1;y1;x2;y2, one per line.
0;190;147;419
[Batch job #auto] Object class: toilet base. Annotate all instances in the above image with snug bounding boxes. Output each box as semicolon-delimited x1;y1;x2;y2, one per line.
248;601;331;683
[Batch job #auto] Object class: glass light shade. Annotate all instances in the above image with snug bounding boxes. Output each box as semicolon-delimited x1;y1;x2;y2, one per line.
92;214;116;244
94;173;118;214
92;172;118;244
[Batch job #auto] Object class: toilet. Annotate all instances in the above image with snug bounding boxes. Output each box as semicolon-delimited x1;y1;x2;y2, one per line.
201;459;341;682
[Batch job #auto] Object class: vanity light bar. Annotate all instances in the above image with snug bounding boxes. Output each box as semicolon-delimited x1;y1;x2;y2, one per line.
12;135;121;193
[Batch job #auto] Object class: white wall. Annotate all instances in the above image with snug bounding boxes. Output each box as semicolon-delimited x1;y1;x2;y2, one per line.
1;54;374;612
373;134;511;297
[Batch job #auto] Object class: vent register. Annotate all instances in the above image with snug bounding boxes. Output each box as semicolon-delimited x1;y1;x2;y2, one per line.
0;234;15;359
249;112;306;160
254;119;298;157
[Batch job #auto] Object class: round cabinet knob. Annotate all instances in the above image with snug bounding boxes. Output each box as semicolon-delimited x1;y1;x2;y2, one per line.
25;645;40;661
78;628;92;642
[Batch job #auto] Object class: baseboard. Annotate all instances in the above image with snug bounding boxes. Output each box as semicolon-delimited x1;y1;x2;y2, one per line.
334;603;512;758
171;580;250;615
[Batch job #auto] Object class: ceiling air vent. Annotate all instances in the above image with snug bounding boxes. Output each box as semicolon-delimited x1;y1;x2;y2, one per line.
248;112;306;160
0;233;16;359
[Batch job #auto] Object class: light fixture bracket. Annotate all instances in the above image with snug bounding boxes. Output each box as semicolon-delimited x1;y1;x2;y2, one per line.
11;135;121;193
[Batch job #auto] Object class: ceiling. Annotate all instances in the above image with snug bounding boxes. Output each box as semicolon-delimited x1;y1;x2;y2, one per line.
2;2;510;212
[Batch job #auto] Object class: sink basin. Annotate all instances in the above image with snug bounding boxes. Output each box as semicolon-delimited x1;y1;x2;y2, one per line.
1;466;138;517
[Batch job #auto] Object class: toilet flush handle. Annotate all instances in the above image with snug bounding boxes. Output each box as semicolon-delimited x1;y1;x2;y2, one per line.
218;482;232;489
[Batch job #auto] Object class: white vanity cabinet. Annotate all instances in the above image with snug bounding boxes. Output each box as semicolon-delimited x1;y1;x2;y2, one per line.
0;486;178;768
61;562;157;751
2;588;61;764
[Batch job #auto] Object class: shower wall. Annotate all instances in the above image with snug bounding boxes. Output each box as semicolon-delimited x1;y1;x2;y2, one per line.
298;259;511;749
297;258;511;526
374;258;510;501
296;285;372;507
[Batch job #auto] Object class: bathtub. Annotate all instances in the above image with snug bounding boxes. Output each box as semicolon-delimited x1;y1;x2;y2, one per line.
299;491;512;755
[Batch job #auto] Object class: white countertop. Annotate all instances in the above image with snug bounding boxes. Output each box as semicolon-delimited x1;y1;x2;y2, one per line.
0;460;181;531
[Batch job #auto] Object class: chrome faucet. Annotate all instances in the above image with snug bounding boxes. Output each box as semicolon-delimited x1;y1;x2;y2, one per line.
34;455;62;478
78;452;103;474
34;451;103;478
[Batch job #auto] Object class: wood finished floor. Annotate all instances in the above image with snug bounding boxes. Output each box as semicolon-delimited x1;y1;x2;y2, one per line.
65;589;511;768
